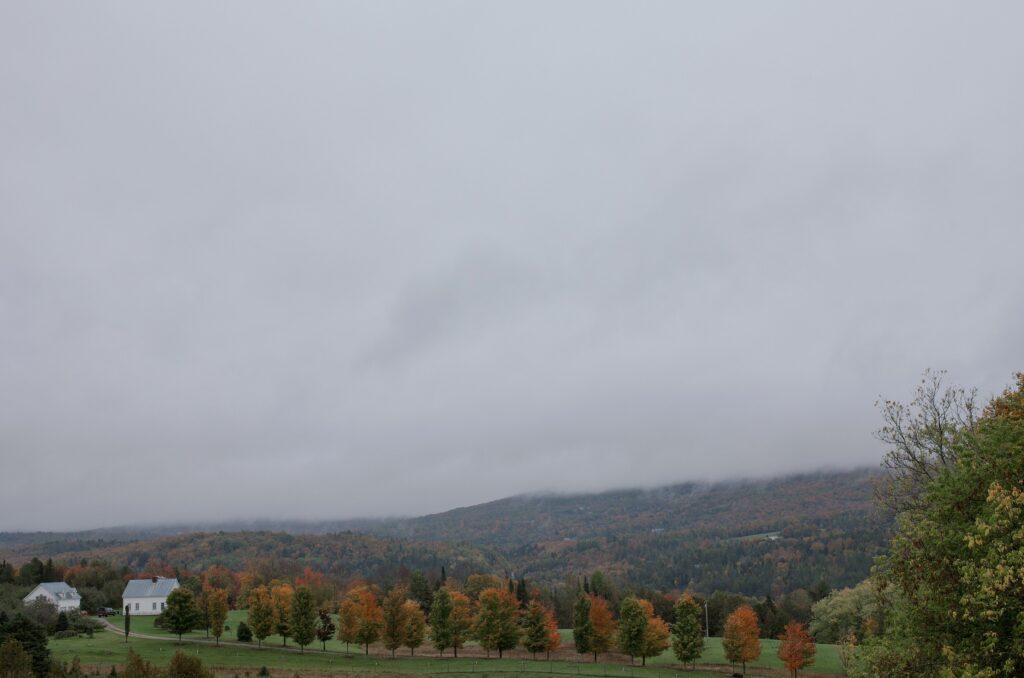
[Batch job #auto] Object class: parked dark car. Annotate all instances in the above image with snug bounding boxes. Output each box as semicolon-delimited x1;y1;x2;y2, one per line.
95;607;117;617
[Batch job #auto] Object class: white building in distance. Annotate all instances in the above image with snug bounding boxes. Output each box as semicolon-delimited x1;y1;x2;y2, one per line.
22;582;81;613
122;577;180;615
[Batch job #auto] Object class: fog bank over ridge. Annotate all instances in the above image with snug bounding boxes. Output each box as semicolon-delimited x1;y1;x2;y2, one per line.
1;3;1022;530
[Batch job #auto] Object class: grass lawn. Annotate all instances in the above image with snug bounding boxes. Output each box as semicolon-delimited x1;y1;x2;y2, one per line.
94;614;840;675
52;631;725;678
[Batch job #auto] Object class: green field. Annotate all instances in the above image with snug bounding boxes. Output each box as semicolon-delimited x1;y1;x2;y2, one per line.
53;631;727;678
55;612;840;676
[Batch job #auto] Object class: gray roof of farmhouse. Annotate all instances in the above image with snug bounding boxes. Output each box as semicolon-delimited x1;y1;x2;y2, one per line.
122;578;179;598
27;582;81;601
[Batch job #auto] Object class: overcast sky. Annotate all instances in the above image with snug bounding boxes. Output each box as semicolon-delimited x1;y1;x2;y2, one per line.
1;3;1022;531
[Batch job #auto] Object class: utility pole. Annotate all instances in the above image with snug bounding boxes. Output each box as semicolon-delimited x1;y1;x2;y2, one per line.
704;600;709;639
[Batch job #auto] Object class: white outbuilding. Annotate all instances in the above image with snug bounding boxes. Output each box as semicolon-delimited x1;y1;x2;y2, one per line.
22;582;81;613
122;577;180;615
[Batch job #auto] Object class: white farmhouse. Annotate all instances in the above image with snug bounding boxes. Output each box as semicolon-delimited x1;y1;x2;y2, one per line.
122;577;180;615
22;582;81;613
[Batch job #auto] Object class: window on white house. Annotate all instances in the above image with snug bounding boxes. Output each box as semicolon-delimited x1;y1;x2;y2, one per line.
161;602;165;610
135;603;139;611
152;602;157;610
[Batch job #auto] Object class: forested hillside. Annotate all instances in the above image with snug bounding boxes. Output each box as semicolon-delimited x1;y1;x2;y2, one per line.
362;468;882;545
0;468;889;596
0;532;505;586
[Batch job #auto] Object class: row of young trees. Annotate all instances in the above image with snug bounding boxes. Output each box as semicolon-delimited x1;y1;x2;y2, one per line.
156;576;816;675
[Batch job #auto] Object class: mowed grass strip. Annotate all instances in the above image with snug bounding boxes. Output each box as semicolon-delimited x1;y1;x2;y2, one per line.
52;632;726;678
101;611;841;674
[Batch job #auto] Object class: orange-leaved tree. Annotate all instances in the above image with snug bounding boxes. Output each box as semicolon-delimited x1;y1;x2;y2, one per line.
352;587;384;655
336;594;360;652
544;606;561;660
270;583;294;647
778;621;816;677
589;595;616;662
448;590;474;658
723;605;761;676
640;600;671;666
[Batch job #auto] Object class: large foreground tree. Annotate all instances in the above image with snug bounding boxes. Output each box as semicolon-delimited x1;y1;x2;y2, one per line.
854;373;1024;677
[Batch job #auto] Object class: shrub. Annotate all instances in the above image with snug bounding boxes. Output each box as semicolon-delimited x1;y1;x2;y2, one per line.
236;622;253;643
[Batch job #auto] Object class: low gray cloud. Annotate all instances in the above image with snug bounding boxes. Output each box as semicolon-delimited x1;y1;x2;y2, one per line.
1;2;1022;530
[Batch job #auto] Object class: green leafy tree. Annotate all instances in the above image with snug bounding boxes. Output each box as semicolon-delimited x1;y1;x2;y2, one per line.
162;590;200;644
409;572;432;616
246;587;273;648
206;589;228;647
522;600;549;659
854;373;1024;676
401;600;425;656
381;587;408;657
474;588;519;658
672;594;704;668
290;586;317;653
428;588;453;655
617;597;647;663
572;593;593;658
315;610;335;652
808;580;879;644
